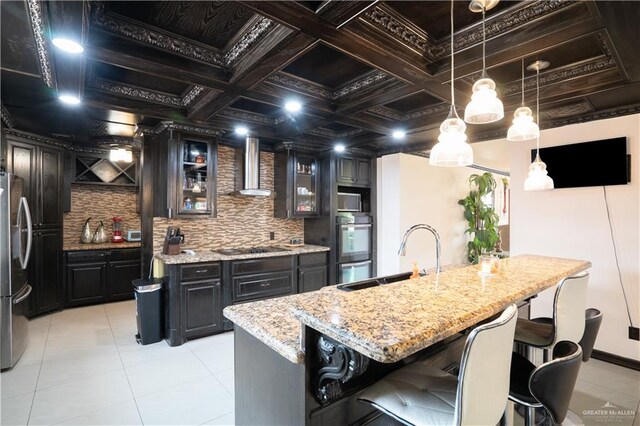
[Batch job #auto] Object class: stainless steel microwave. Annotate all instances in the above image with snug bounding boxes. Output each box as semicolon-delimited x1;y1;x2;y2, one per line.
337;192;361;212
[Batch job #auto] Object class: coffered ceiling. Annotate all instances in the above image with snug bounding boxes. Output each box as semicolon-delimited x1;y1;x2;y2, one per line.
1;0;639;154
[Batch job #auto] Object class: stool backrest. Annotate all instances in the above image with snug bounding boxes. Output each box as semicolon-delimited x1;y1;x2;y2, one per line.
579;308;603;361
454;304;518;426
530;341;583;424
553;272;589;347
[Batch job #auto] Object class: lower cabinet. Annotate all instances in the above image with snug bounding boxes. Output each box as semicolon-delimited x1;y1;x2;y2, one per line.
299;265;327;293
64;249;141;307
29;229;63;316
180;279;222;339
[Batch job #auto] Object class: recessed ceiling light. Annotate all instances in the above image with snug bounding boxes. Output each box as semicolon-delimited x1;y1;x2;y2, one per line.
392;130;406;139
235;126;249;136
51;38;84;54
284;100;302;113
334;144;346;153
59;94;81;105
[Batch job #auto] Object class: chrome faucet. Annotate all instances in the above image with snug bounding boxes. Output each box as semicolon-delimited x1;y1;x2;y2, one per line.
398;224;441;275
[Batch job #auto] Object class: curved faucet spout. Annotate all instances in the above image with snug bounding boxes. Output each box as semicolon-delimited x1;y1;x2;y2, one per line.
398;224;441;275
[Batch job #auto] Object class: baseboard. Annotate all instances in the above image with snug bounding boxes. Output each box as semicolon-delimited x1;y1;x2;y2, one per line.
591;349;640;371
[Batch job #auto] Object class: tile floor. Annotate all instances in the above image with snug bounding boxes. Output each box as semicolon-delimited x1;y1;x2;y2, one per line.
1;300;639;425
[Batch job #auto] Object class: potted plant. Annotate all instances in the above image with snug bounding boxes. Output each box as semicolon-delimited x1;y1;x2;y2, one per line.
458;173;500;264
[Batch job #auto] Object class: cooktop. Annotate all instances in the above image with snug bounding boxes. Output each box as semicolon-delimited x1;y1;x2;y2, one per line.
212;246;288;255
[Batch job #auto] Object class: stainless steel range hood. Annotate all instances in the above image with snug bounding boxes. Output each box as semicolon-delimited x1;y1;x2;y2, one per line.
232;137;272;197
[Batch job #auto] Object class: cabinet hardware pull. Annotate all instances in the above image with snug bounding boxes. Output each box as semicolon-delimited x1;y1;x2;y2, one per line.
260;282;271;287
195;269;208;273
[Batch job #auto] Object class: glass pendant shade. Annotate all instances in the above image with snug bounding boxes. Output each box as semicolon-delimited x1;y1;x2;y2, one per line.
430;113;473;167
507;106;539;141
464;77;504;124
524;153;554;191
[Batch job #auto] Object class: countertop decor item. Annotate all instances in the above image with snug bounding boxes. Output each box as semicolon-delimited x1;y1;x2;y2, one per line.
429;0;472;167
92;221;108;243
81;217;93;243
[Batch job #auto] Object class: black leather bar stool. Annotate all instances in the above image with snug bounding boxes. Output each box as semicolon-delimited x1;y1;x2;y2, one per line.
358;304;518;426
509;341;583;426
514;272;589;363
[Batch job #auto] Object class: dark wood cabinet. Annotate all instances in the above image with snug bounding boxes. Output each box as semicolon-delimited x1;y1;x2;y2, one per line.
151;130;217;218
64;249;141;307
336;155;372;187
180;279;222;339
230;256;295;303
299;265;327;293
74;154;138;186
6;134;64;317
274;150;321;218
66;261;108;306
31;229;63;314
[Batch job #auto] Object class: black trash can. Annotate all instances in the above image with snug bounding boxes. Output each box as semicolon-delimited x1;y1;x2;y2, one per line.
133;278;164;345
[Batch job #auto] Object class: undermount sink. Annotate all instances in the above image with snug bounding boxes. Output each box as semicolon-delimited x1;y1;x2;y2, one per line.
337;272;412;291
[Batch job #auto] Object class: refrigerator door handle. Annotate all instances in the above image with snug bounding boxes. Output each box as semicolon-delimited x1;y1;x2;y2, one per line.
13;284;32;305
18;197;33;270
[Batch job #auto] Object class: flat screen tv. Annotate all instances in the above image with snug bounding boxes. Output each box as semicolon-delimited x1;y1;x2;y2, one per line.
532;137;630;189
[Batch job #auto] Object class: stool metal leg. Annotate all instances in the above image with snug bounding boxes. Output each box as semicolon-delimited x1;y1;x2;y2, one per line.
525;406;536;426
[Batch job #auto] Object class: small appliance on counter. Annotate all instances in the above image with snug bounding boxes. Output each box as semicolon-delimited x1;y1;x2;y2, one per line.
111;217;124;243
126;230;142;242
162;226;184;255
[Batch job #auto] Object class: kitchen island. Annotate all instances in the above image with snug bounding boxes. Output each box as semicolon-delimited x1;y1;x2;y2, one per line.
223;254;591;426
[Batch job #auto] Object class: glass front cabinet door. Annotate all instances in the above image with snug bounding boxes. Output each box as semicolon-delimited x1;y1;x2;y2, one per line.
177;136;216;216
274;150;320;218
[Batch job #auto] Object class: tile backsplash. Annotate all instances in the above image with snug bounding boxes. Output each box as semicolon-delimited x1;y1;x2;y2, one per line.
64;185;141;245
152;145;303;253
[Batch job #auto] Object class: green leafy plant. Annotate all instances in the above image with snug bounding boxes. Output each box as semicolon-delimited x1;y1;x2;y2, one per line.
458;173;500;264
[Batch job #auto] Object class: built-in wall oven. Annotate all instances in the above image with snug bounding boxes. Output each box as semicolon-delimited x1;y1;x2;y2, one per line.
336;214;373;283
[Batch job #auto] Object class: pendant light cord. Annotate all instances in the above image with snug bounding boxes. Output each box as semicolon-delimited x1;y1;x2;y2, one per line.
535;67;540;158
450;0;456;114
482;7;486;75
520;58;524;106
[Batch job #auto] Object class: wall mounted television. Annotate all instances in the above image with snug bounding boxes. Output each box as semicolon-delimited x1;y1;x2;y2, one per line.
532;137;630;189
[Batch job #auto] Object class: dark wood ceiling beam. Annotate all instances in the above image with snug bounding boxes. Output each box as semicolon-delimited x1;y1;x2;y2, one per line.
334;84;421;115
46;0;89;99
82;89;187;121
190;32;317;121
316;1;378;28
239;1;460;104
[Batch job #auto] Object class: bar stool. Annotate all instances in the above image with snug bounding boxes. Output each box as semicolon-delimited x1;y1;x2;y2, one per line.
514;272;588;363
358;304;518;426
509;341;583;426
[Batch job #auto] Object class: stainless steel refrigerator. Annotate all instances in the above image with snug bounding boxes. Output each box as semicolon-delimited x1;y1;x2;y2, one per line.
0;172;33;370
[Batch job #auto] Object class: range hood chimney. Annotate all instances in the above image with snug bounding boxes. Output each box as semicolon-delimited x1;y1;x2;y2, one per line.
233;137;272;197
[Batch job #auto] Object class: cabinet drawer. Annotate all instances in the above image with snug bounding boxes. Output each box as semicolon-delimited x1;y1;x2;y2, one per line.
233;271;294;302
66;251;109;264
179;263;221;281
232;256;294;276
110;249;141;261
299;252;327;267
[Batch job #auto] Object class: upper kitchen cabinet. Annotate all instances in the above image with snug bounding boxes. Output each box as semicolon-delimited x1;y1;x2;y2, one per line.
150;130;217;218
274;149;321;218
336;155;372;187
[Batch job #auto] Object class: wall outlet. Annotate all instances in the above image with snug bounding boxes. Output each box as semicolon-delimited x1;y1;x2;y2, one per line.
629;326;640;341
269;231;275;240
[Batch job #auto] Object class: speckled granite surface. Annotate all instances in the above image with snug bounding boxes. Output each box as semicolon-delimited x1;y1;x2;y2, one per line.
224;255;590;365
63;242;142;251
155;244;329;264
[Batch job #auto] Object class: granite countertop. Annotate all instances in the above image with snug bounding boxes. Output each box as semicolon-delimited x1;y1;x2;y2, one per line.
63;241;142;251
223;255;590;365
155;244;330;264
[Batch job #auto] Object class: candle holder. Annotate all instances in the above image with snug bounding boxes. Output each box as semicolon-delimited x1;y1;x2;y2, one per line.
478;254;500;276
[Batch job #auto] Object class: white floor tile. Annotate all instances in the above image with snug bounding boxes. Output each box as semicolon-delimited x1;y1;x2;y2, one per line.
191;341;234;374
0;361;42;400
186;331;234;351
43;329;116;361
0;391;34;425
579;359;640;399
116;336;190;367
135;375;233;426
53;399;142;425
214;369;234;396
200;411;235;425
570;378;640;424
36;346;123;390
28;370;133;425
124;351;211;397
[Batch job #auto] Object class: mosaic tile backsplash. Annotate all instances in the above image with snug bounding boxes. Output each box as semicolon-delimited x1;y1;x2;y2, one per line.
64;185;141;246
152;145;304;253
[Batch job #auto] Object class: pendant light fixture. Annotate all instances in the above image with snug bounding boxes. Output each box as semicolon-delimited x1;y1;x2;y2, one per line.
507;59;540;141
464;0;504;124
430;0;473;167
524;60;554;191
